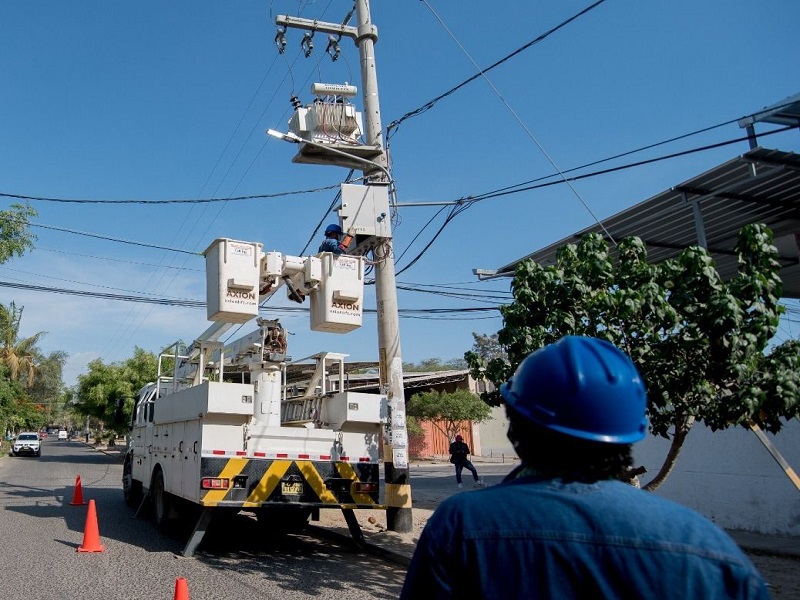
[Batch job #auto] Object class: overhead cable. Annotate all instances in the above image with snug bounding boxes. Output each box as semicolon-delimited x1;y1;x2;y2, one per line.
464;126;795;204
419;0;615;244
0;279;502;318
386;0;607;139
0;182;343;205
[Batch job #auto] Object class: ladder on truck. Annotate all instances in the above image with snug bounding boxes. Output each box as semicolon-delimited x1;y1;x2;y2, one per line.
281;352;348;426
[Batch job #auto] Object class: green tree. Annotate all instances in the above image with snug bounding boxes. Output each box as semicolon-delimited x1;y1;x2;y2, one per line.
407;388;492;442
0;302;45;385
0;364;25;435
403;357;467;372
26;349;68;426
468;332;507;366
466;224;800;491
0;203;37;264
74;347;158;438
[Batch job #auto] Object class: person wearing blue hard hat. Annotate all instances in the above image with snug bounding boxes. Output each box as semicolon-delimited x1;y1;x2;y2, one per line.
401;336;769;600
319;223;344;255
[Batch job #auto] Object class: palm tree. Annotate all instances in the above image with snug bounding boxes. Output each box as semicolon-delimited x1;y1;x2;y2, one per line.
0;301;45;386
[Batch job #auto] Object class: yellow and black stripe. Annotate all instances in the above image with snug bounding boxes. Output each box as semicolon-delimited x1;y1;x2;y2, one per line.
200;457;385;509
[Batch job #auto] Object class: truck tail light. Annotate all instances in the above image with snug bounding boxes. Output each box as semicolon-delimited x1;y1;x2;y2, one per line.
354;482;378;494
201;477;230;490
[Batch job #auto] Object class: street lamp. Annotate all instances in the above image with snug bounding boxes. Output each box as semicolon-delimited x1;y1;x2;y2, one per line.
266;129;393;186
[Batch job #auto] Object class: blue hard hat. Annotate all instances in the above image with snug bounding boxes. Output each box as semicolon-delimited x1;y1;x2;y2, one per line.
325;224;343;235
500;336;648;444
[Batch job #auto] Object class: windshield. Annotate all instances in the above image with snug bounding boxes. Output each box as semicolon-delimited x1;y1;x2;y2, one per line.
18;434;38;441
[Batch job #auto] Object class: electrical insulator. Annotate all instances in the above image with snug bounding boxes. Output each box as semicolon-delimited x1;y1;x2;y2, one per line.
274;27;286;54
326;35;341;62
301;32;314;58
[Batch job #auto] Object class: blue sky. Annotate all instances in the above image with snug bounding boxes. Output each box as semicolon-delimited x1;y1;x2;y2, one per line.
1;0;799;387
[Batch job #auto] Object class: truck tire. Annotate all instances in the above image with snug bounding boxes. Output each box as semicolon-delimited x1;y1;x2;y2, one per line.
151;469;171;531
122;454;143;508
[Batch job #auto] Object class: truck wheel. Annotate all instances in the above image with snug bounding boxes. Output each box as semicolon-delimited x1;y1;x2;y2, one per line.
151;470;171;531
122;454;143;508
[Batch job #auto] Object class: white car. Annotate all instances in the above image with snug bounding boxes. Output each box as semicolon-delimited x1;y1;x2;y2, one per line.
12;432;41;457
58;430;68;441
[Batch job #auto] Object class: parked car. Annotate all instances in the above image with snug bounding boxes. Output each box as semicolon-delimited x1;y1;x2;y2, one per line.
57;430;68;441
12;432;41;457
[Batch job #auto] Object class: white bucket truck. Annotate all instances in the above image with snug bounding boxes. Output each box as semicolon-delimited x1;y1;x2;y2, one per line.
123;238;387;557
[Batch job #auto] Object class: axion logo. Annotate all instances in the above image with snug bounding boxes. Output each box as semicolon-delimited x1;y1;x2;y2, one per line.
331;298;359;311
227;291;256;300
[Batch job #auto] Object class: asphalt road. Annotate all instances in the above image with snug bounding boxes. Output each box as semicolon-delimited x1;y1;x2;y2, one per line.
0;438;407;600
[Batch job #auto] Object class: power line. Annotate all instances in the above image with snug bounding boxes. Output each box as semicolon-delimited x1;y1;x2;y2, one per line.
23;125;793;273
463;126;795;204
35;246;202;271
420;0;616;245
30;223;202;255
0;279;504;319
0;182;343;205
386;0;607;139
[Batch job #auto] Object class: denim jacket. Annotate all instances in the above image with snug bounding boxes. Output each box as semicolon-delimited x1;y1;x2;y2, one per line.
401;474;769;599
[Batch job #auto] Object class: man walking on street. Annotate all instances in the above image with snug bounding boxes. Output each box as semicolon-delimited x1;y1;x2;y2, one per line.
402;336;769;599
449;434;483;489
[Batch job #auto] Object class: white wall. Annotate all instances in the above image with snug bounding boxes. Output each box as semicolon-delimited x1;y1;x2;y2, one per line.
476;406;516;461
634;420;800;536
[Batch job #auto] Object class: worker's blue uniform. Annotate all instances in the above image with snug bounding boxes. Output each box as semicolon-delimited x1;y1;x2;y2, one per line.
401;472;769;599
319;238;343;254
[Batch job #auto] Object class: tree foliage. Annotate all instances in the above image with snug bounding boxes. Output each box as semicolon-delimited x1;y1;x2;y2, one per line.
466;224;800;490
469;332;507;364
407;388;492;441
403;357;467;372
74;347;158;435
0;301;63;435
0;302;45;385
26;349;69;427
0;203;37;264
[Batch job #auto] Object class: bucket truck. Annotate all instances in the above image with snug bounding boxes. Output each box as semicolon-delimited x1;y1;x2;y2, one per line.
122;238;387;557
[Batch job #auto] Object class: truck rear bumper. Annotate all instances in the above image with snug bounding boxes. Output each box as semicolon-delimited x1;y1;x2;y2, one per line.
199;457;383;509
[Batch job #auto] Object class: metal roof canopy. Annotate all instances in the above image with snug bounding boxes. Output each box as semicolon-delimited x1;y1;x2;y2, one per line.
738;92;800;129
488;147;800;298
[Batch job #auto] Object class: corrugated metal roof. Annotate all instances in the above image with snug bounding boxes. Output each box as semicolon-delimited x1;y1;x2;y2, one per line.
492;147;800;298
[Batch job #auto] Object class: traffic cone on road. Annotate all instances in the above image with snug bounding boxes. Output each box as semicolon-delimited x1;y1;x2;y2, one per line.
77;499;105;553
173;577;190;600
69;475;86;506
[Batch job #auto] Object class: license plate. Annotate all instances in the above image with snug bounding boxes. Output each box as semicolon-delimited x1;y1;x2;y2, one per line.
281;482;303;495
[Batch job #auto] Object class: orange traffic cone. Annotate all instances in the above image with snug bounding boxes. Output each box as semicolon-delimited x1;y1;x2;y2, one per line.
173;577;190;600
69;475;86;506
77;499;105;553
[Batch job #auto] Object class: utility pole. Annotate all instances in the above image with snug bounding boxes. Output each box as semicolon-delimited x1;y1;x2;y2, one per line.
275;0;412;532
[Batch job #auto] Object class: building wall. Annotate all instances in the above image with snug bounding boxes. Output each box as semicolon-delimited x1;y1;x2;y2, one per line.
477;405;516;460
409;419;474;459
634;419;800;536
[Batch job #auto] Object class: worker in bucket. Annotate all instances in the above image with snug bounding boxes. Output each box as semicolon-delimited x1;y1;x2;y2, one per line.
319;223;344;255
401;336;769;599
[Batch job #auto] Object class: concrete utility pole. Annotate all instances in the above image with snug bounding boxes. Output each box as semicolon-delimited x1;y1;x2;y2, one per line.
276;0;412;532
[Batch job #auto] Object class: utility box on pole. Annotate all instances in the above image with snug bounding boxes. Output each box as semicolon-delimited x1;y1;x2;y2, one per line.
339;183;392;252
